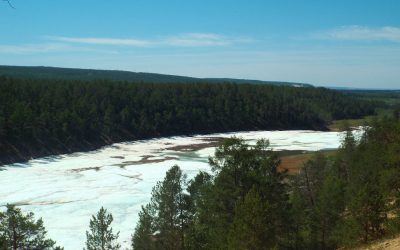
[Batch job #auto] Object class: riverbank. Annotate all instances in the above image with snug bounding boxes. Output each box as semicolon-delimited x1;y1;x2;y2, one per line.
0;126;330;166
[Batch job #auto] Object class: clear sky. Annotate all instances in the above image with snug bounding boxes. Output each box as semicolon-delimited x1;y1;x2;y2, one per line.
1;0;400;88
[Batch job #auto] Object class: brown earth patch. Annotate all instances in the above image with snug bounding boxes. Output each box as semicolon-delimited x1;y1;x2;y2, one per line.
278;154;313;175
118;173;143;180
110;156;125;159
200;137;225;142
165;137;224;152
69;166;101;173
354;236;400;250
278;150;337;175
115;155;179;167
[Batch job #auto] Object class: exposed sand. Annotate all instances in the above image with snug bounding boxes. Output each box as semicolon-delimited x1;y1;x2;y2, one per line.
355;236;400;250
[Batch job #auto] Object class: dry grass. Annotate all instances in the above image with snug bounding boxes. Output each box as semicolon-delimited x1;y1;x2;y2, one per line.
278;150;337;175
278;153;314;174
354;236;400;250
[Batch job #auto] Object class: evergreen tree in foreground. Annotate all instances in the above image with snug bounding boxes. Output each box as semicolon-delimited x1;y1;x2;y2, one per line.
131;117;400;249
0;204;61;250
85;207;120;250
228;187;276;250
131;204;156;250
132;165;188;250
132;138;290;250
289;117;400;248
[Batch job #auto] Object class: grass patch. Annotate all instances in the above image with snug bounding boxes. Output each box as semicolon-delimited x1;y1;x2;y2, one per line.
328;116;374;131
329;108;396;131
277;150;337;175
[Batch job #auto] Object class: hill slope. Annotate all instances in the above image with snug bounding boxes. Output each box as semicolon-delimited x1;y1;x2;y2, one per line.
355;236;400;250
0;65;312;87
0;76;375;165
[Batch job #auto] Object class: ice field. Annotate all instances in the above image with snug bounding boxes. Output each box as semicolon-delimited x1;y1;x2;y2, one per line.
0;129;358;249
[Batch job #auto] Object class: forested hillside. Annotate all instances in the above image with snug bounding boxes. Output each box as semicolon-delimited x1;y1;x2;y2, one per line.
0;65;312;87
0;76;376;164
340;89;400;108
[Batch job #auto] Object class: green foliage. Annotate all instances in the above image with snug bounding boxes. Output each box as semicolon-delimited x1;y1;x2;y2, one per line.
1;118;394;250
85;207;120;250
153;165;188;250
228;188;275;250
0;204;60;250
131;204;156;250
131;117;399;249
289;153;345;249
341;89;400;108
133;138;291;250
0;76;376;164
203;138;290;248
291;117;400;249
185;171;212;250
132;165;188;250
311;174;345;249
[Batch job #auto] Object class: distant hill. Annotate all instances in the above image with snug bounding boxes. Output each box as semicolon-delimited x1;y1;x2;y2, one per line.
0;65;312;87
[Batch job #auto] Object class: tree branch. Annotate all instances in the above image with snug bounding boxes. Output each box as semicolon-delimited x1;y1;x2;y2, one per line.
3;0;15;9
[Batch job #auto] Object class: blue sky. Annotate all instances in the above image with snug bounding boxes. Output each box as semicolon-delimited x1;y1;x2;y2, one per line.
1;0;400;88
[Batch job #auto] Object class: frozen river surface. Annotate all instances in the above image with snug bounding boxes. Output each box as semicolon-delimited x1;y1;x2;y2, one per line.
0;130;352;249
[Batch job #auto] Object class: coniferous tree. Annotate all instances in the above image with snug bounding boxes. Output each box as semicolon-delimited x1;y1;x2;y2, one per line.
228;188;275;250
0;204;60;250
131;204;156;250
185;171;212;250
85;207;120;250
0;75;378;165
193;138;290;249
131;116;400;249
292;117;400;248
312;174;345;249
154;165;188;250
132;165;188;250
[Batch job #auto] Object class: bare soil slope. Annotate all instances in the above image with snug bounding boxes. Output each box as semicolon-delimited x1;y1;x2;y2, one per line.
355;236;400;250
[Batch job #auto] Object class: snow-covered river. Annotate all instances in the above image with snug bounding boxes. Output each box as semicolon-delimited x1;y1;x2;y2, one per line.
0;129;352;249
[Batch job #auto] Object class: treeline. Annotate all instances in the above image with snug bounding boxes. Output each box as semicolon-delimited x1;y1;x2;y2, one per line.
0;76;376;164
341;89;400;108
132;116;400;249
2;116;399;249
0;65;311;87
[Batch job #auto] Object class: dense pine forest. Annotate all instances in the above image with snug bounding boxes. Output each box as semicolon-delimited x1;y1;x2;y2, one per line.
0;76;377;165
2;115;399;249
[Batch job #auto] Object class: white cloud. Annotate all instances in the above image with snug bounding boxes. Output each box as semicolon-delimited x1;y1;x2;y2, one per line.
48;33;249;47
0;43;68;54
0;43;119;55
52;37;151;47
0;33;252;55
163;33;231;47
315;26;400;42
